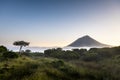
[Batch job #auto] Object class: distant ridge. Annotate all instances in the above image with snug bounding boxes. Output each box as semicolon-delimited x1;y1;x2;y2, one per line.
68;35;110;47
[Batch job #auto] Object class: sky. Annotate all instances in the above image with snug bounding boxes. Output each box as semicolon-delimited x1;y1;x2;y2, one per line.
0;0;120;47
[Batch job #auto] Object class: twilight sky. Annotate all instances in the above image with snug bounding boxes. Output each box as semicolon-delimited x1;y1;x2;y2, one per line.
0;0;120;47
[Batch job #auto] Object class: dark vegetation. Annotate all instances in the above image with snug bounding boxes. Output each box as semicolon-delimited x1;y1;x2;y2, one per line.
1;45;120;80
44;47;120;61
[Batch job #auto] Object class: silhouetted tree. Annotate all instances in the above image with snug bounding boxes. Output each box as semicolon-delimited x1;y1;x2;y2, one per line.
25;49;31;53
13;41;29;54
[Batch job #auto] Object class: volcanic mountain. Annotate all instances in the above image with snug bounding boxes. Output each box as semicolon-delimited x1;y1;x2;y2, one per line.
68;35;110;47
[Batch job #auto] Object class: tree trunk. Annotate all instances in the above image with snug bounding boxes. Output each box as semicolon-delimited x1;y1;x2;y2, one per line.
19;46;23;54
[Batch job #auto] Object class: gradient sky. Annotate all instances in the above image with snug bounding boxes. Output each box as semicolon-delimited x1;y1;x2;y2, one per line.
0;0;120;47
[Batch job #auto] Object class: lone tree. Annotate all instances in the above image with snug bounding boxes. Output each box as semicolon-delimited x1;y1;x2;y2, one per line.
13;41;29;54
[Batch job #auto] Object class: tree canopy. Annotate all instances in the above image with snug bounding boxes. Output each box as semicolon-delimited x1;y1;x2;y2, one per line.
13;41;29;53
13;41;29;46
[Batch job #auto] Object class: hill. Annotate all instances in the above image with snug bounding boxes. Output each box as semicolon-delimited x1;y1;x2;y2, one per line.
68;35;110;47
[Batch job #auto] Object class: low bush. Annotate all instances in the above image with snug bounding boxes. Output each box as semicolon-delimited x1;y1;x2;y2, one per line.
0;45;7;53
2;51;18;59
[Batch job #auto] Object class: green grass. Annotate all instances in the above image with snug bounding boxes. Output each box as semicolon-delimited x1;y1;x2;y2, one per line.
1;55;120;80
0;56;82;80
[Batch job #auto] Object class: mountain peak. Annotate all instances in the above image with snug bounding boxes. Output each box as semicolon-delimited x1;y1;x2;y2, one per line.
68;35;110;47
83;35;90;37
80;35;91;39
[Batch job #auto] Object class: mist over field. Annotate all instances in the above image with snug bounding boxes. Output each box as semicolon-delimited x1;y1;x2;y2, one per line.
7;46;91;52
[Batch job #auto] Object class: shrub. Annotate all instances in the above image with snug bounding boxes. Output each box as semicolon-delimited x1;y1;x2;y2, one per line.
82;53;100;61
25;49;31;53
89;48;98;53
2;51;18;59
0;45;7;53
51;60;64;68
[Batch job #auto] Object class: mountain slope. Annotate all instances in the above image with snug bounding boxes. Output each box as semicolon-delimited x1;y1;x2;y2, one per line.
68;35;109;47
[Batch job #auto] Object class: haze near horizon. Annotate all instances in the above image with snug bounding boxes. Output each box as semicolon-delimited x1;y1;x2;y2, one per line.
0;0;120;47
